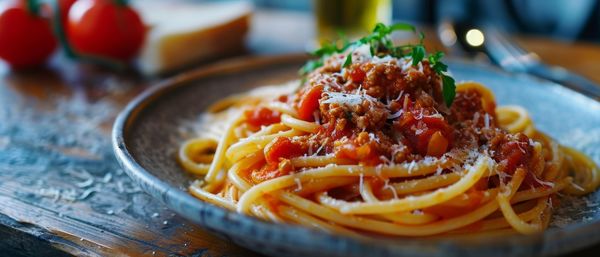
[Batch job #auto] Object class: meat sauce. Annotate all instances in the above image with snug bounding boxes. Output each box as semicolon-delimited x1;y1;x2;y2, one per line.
249;54;536;184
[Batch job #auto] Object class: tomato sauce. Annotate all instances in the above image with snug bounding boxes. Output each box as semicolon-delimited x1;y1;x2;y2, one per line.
244;107;281;127
245;55;539;185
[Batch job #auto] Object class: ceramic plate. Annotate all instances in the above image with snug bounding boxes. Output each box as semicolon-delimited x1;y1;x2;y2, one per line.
113;55;600;257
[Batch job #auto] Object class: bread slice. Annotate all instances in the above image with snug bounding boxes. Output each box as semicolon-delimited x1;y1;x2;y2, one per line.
134;1;252;75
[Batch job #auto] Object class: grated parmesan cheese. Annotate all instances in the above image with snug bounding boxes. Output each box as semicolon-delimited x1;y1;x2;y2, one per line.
383;179;398;199
322;92;378;106
407;160;416;174
294;178;303;192
359;173;365;195
388;109;404;119
484;113;490;129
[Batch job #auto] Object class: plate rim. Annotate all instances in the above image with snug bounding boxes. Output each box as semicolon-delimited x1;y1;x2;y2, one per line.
112;54;600;257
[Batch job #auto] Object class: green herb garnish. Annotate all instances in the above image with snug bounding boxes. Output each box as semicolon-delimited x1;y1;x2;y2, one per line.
343;53;353;68
411;45;425;66
300;23;456;106
442;75;456;106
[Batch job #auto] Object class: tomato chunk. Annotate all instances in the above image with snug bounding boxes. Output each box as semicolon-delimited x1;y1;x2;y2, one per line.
427;131;449;157
522;171;552;189
335;142;381;165
264;137;305;164
297;85;323;121
251;162;290;183
349;67;366;83
244;107;281;127
498;141;528;173
394;106;452;157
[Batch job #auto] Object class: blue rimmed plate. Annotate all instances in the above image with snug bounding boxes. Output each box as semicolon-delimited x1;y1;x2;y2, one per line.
112;55;600;257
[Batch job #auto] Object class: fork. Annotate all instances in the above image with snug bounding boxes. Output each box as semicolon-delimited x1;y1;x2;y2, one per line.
482;26;600;100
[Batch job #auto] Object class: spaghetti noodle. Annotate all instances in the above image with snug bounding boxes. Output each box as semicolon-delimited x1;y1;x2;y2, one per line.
176;29;599;237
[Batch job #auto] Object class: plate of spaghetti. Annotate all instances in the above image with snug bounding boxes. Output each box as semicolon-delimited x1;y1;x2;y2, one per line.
113;23;600;257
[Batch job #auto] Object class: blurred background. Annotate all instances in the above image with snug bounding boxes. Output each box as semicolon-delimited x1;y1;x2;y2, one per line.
1;0;599;74
251;0;600;41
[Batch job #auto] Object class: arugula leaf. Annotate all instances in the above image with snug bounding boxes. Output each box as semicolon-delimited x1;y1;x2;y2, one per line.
300;23;457;106
299;59;323;76
373;22;415;36
433;61;448;74
429;51;448;73
312;42;340;57
308;22;418;64
372;23;387;33
411;45;425;66
428;51;455;105
429;51;444;61
390;23;416;32
442;74;456;107
343;54;353;68
428;51;443;65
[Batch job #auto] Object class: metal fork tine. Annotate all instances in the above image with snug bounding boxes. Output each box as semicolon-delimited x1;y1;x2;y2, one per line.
481;26;600;99
483;26;537;72
484;27;519;71
493;30;530;71
492;28;527;56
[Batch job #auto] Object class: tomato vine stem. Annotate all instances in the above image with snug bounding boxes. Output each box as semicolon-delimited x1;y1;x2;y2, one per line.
115;0;128;7
52;0;76;58
26;0;40;16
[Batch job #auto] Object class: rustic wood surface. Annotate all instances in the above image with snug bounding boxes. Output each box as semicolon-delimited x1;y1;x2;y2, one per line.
1;10;599;257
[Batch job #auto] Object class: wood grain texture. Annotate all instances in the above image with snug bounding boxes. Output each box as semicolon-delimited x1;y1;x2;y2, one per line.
0;58;260;257
516;36;600;84
1;10;599;257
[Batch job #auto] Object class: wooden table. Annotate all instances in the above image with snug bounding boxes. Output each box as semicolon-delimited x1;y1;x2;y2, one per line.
1;10;599;257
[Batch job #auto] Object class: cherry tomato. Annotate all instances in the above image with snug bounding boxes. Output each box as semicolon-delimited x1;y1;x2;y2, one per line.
0;0;57;68
67;0;145;61
56;0;76;27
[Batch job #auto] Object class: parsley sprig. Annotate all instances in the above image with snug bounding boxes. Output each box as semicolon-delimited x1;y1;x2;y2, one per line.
300;23;456;106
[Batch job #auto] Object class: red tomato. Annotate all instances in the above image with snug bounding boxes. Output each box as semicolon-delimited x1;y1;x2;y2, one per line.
244;107;281;127
297;85;323;121
393;96;453;157
397;116;452;157
56;0;77;27
250;162;292;184
349;67;366;83
264;137;305;164
522;172;551;189
335;143;381;165
498;141;527;173
66;0;145;61
320;119;352;142
426;131;448;157
414;129;436;155
0;0;57;68
277;94;288;102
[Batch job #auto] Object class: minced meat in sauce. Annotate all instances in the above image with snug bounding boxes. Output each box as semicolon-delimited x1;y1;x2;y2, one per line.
251;53;536;182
